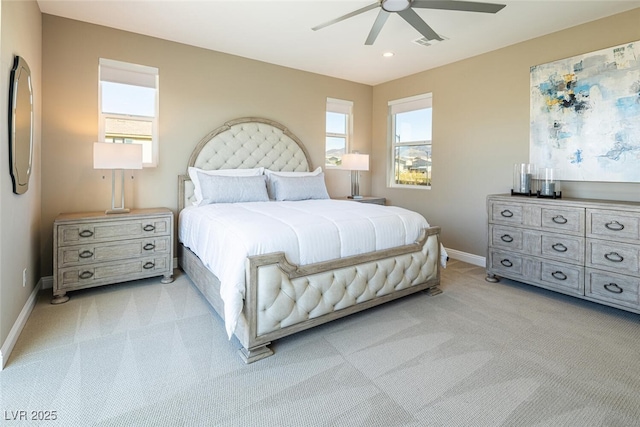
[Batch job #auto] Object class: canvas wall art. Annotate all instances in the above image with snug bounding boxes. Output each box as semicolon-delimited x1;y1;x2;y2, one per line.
530;40;640;182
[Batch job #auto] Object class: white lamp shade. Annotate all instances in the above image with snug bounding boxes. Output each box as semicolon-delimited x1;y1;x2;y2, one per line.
93;142;143;170
341;153;370;171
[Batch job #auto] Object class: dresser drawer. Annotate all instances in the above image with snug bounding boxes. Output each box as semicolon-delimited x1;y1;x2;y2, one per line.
57;215;171;246
586;240;640;275
490;225;526;251
540;234;584;264
541;207;584;235
490;202;524;225
587;209;640;242
540;261;584;295
585;268;639;309
57;236;171;268
57;255;171;290
488;250;541;279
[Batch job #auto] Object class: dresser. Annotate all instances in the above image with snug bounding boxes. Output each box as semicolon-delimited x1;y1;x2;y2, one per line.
486;194;640;314
52;208;174;304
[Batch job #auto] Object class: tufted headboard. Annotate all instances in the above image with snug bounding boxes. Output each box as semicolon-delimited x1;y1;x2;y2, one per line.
178;117;312;211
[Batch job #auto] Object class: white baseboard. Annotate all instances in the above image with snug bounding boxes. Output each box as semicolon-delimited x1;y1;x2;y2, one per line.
0;278;43;370
444;247;486;267
41;275;53;289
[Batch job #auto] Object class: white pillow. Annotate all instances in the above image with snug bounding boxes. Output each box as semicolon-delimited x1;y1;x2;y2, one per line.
197;173;269;205
188;166;264;206
270;173;330;201
265;166;322;199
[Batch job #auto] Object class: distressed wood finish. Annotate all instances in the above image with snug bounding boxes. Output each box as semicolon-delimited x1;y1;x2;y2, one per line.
487;194;640;314
53;208;174;304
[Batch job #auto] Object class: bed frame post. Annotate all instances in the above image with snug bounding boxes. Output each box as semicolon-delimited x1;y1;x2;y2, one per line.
238;343;274;364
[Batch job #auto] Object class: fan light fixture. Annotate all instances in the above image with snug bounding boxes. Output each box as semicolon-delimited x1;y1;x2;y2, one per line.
381;0;412;12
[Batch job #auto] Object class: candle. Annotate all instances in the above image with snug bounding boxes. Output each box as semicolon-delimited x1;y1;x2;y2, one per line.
541;182;555;196
520;173;531;193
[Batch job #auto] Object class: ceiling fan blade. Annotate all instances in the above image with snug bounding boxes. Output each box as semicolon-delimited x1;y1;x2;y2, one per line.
397;8;442;41
412;0;506;14
365;10;391;45
312;2;379;31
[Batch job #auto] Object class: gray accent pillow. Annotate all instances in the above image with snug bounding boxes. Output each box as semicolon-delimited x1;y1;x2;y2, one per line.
197;173;269;204
271;173;330;201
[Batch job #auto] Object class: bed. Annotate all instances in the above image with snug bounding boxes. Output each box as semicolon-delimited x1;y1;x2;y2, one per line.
178;117;443;363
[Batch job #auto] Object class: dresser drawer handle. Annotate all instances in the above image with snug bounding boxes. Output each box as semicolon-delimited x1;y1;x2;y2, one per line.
552;243;568;252
500;259;513;267
552;215;568;224
604;252;624;263
78;230;94;238
500;210;513;218
79;250;94;259
143;243;155;251
605;221;624;231
551;271;567;281
500;234;514;243
143;261;155;270
143;224;156;232
604;283;623;294
79;271;94;279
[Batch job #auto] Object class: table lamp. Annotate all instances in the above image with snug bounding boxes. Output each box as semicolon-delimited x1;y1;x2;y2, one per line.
93;142;143;214
342;152;369;199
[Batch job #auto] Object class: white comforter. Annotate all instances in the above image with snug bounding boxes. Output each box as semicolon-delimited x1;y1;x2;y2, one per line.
179;199;439;337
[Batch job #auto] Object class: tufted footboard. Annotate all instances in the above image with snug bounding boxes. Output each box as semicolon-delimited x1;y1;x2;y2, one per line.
234;226;442;363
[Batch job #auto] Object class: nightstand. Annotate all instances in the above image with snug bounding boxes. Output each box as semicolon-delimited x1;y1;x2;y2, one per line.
335;196;386;205
52;208;174;304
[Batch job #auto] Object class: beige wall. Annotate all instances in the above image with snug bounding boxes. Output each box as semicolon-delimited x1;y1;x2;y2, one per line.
372;8;640;258
0;0;42;350
41;15;372;275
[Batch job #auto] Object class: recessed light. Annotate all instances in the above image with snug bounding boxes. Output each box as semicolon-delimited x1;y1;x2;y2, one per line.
382;52;394;58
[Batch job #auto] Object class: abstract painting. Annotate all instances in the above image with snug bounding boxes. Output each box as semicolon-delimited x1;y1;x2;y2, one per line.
530;40;640;182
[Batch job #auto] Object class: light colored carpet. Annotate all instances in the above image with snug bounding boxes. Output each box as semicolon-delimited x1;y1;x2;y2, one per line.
2;260;640;426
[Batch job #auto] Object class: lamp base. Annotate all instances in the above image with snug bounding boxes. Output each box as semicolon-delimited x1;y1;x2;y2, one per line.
105;208;130;215
348;195;364;200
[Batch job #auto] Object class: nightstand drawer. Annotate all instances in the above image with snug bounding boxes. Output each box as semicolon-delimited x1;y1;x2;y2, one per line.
57;255;171;290
57;215;171;246
58;236;171;268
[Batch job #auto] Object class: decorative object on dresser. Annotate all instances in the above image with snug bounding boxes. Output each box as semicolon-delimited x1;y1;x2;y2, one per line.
93;142;143;214
334;196;386;205
341;152;369;199
486;194;640;315
52;208;174;304
536;167;561;199
511;163;536;197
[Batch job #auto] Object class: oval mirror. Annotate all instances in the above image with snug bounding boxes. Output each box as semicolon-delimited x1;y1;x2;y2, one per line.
8;56;34;195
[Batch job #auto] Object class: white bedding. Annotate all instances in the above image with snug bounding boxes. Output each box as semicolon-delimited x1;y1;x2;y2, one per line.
179;199;442;337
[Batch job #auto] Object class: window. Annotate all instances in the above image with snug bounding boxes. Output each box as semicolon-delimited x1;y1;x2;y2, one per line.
99;58;159;167
388;94;432;188
325;98;353;167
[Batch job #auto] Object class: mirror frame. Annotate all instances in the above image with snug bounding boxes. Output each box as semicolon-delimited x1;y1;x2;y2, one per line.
8;55;34;195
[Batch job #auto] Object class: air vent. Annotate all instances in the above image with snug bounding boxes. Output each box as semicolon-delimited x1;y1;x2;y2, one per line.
413;35;448;47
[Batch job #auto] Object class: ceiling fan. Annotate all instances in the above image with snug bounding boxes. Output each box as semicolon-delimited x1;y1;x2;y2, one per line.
312;0;506;45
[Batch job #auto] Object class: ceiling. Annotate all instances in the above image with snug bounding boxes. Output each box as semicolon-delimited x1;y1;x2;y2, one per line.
37;0;640;85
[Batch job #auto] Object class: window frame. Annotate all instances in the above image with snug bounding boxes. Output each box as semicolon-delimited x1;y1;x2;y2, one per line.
98;58;159;167
387;93;433;189
325;97;353;168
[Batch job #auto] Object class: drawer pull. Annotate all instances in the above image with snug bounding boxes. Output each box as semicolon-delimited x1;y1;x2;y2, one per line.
604;252;624;263
143;261;155;269
500;259;513;267
551;271;567;281
79;271;94;279
604;283;623;294
552;243;568;253
500;234;514;243
143;224;156;232
143;243;155;251
79;250;94;259
552;215;568;224
500;210;513;218
605;221;624;231
79;230;94;238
